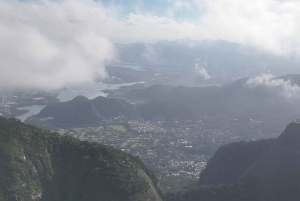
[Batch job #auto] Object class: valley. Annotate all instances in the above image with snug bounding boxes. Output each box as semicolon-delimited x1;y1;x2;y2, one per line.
21;73;300;193
3;66;300;194
49;107;296;193
2;1;300;200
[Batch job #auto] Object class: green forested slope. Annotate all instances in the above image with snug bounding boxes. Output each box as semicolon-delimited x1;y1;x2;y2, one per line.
0;117;162;201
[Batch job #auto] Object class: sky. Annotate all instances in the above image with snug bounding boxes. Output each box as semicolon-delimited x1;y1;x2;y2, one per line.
1;0;300;90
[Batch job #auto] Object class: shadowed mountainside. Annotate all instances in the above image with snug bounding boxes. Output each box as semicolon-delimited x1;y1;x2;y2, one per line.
198;138;276;186
167;120;300;201
28;95;198;127
36;95;134;126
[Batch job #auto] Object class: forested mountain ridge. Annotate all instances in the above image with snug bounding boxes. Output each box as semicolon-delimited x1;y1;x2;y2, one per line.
28;95;197;128
36;95;135;126
122;74;300;135
30;74;300;128
124;76;299;116
0;117;162;201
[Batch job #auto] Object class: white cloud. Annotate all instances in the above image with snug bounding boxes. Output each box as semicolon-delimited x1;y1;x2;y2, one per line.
195;0;300;55
1;0;300;91
0;0;116;90
194;58;211;80
110;13;207;43
194;64;211;80
108;0;300;56
142;44;157;62
246;74;300;99
126;13;176;26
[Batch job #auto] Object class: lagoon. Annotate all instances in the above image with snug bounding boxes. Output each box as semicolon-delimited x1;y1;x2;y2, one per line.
15;105;47;122
15;81;143;121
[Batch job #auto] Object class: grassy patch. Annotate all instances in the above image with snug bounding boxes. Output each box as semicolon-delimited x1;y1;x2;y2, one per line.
108;125;127;132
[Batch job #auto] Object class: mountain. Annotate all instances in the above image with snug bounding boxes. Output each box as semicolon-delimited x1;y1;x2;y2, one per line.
126;74;300;116
167;120;300;201
275;74;300;86
124;84;225;115
198;138;276;186
28;95;198;127
29;74;300;134
116;38;300;76
124;75;300;116
137;100;197;121
33;96;135;127
37;96;104;126
239;120;300;200
0;117;162;201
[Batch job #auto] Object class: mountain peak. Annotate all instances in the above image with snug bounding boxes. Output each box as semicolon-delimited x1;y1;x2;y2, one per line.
277;119;300;148
71;95;89;102
292;119;300;124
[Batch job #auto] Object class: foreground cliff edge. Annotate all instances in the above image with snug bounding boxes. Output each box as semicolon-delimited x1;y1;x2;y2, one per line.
0;117;162;201
168;120;300;201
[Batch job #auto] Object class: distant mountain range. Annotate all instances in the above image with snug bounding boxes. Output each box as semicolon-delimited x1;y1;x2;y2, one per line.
124;74;300;115
168;120;300;201
116;38;300;76
27;95;197;127
28;74;300;135
36;95;135;126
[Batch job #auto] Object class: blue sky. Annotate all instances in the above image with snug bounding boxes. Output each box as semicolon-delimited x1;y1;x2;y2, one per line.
2;0;300;52
99;0;202;22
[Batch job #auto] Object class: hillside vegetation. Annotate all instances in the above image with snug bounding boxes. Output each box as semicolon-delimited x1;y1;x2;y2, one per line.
0;117;162;201
27;96;197;128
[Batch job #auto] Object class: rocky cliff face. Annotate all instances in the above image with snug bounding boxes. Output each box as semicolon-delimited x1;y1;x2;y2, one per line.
168;120;300;201
198;138;275;186
0;117;162;201
239;120;300;201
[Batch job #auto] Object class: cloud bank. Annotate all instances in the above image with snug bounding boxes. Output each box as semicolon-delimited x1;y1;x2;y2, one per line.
246;74;300;99
199;0;300;55
1;0;300;90
107;0;300;55
0;0;115;90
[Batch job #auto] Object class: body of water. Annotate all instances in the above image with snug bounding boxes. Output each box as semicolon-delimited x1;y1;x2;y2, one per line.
15;105;47;122
110;64;147;71
57;81;144;102
15;81;144;121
